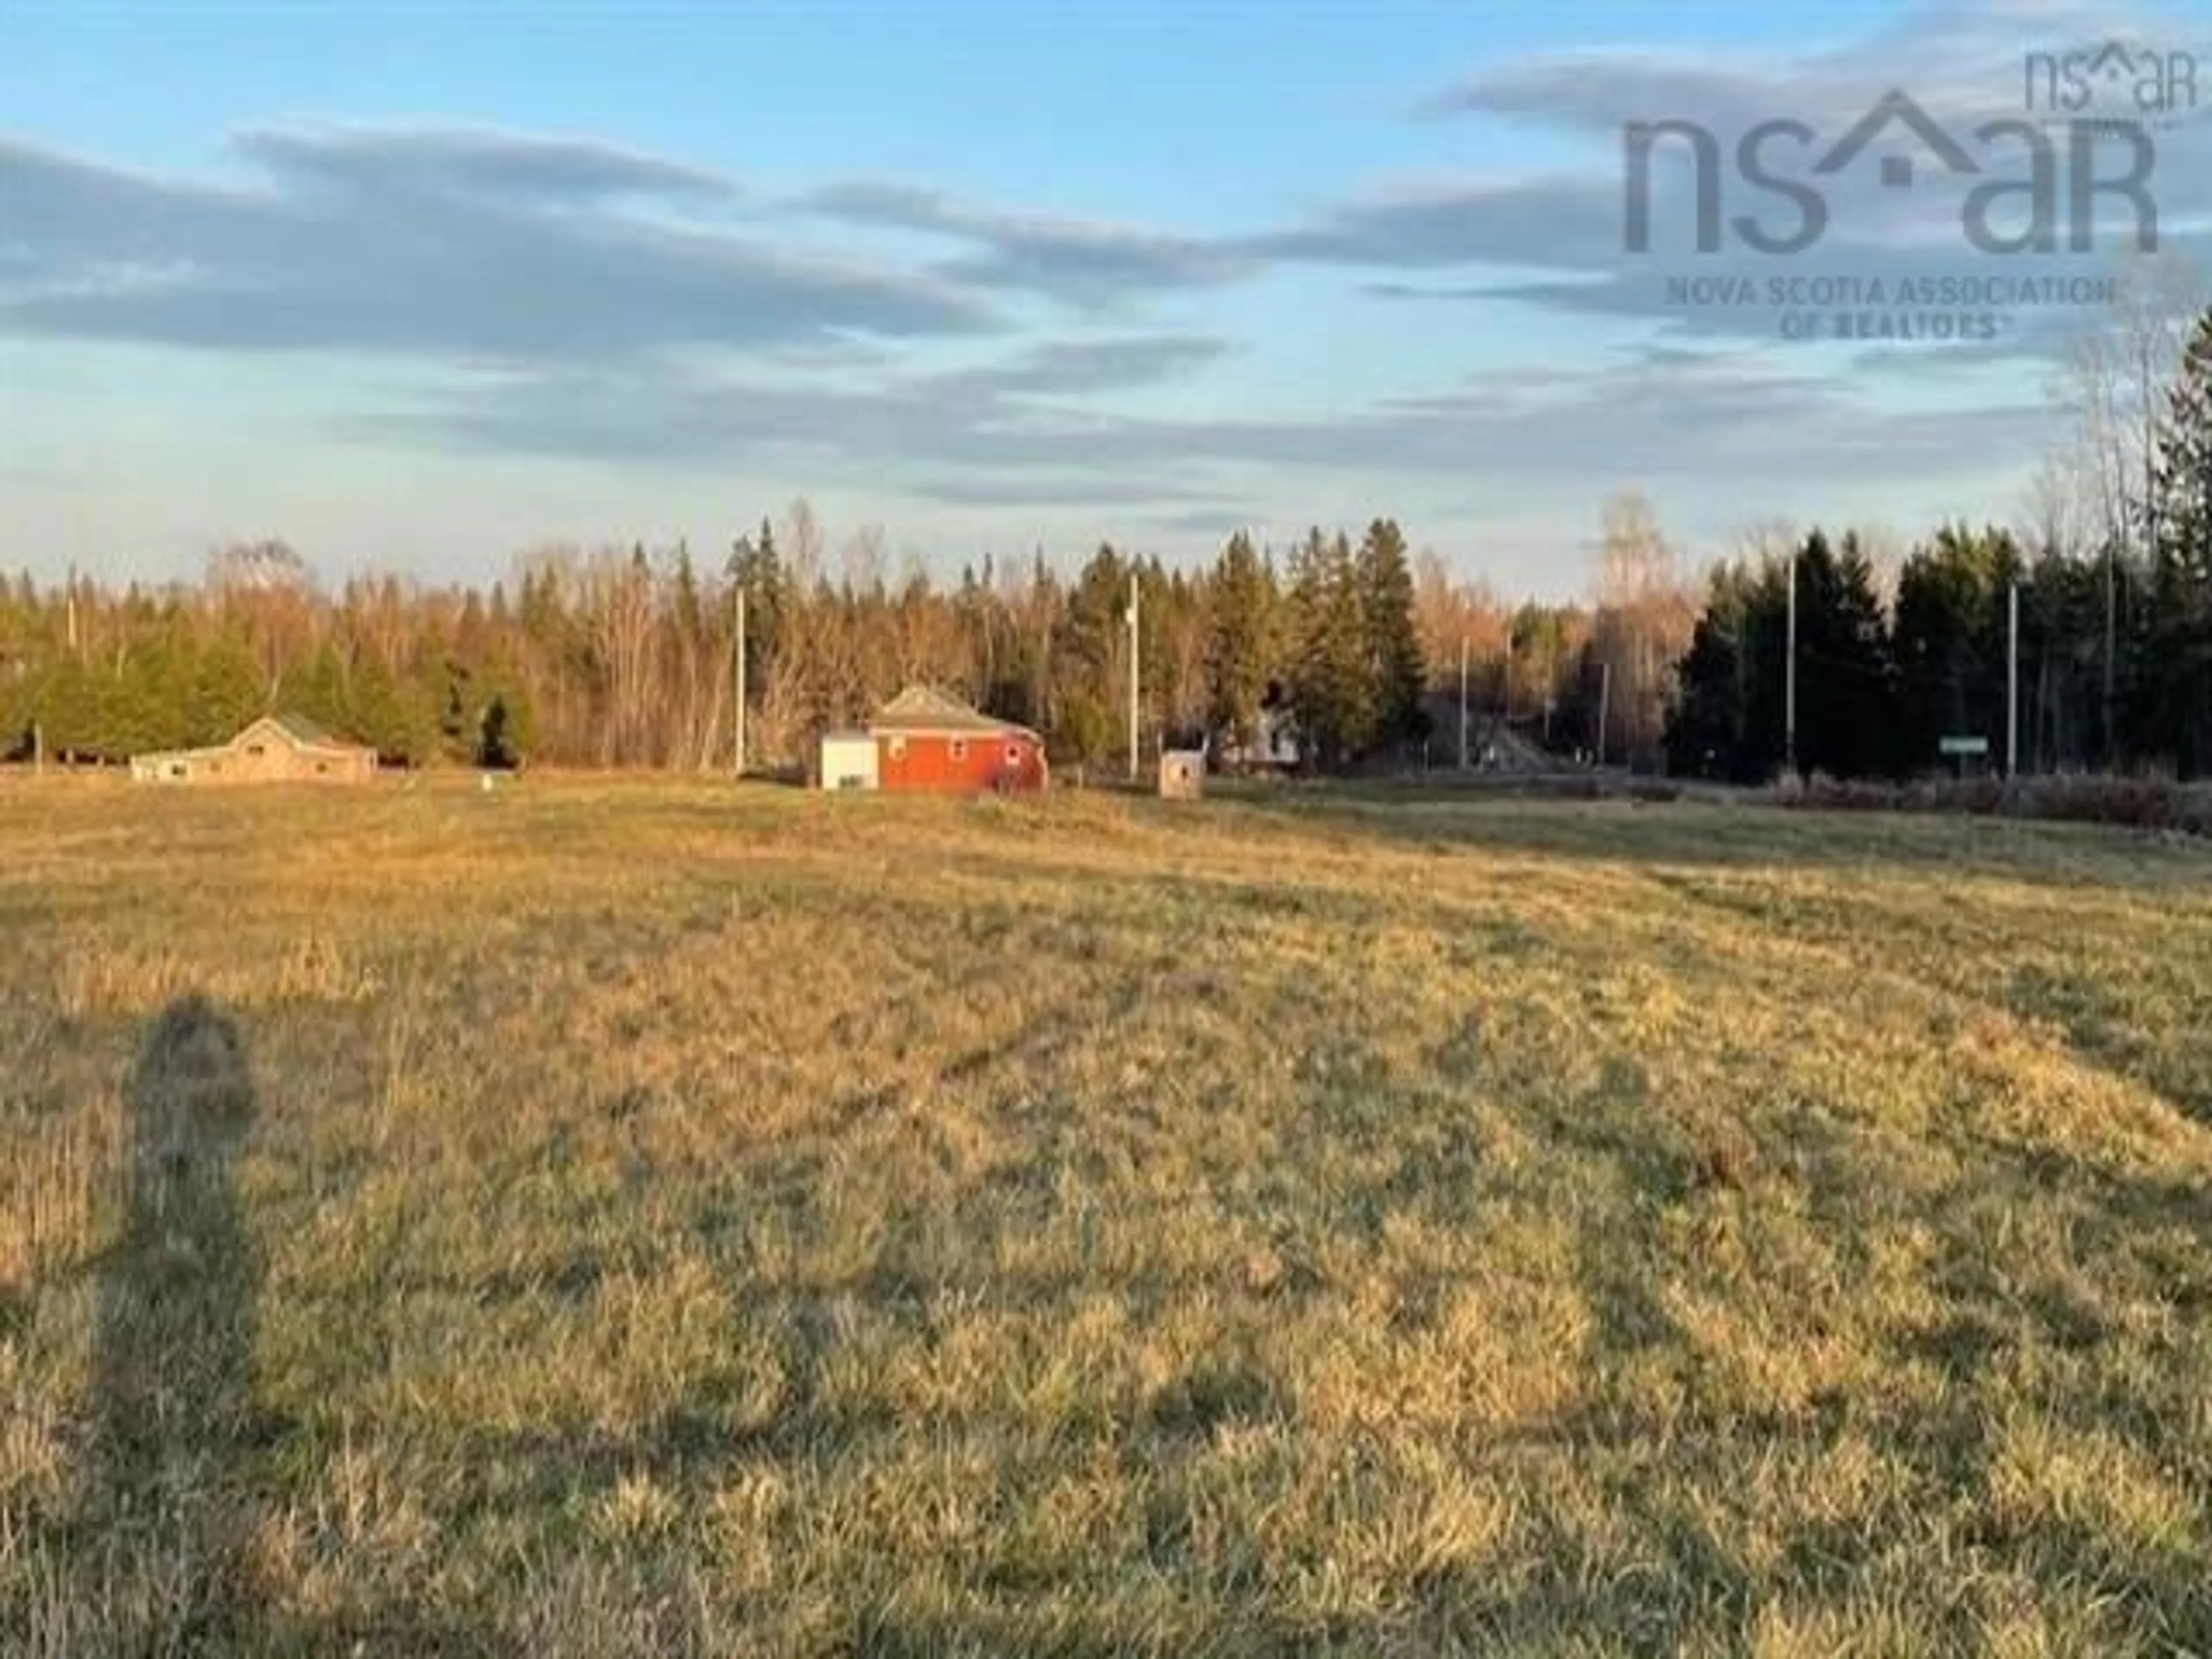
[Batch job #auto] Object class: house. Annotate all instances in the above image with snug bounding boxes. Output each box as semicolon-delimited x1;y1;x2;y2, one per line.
130;713;379;786
1214;687;1300;774
819;685;1048;794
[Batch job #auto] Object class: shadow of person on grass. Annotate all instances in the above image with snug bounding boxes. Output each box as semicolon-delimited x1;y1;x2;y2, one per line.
89;994;266;1654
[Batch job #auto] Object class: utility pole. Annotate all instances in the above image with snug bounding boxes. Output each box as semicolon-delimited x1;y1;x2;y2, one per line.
1596;659;1611;768
2007;579;2020;779
1785;545;1798;778
1457;636;1469;770
733;583;747;779
1126;569;1141;784
2102;541;2116;766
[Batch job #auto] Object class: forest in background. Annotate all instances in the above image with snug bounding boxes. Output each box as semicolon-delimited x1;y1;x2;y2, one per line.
0;505;1670;777
3;301;2206;782
1666;302;2211;782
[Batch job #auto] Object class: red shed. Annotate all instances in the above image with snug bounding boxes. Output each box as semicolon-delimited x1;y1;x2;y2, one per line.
865;685;1049;794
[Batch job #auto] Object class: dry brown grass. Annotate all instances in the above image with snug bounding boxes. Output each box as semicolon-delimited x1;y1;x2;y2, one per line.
2;774;2209;1654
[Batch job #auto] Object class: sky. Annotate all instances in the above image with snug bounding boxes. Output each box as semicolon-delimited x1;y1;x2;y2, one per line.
2;0;2207;599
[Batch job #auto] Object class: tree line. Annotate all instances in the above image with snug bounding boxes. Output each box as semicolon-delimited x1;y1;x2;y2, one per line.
1667;304;2212;782
7;301;2199;783
2;502;1666;775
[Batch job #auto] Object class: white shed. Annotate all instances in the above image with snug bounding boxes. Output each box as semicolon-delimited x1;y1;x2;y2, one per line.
819;732;880;790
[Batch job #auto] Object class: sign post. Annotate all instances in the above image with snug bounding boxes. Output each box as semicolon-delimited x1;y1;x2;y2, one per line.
1939;734;1990;779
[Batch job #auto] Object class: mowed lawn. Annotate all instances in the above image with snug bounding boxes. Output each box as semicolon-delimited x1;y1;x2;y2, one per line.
3;777;2210;1656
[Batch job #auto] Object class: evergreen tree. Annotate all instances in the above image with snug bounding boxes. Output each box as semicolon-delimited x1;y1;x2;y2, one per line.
294;640;354;739
1205;530;1275;755
350;652;437;766
1666;564;1764;781
728;517;787;677
1051;688;1113;769
1058;544;1132;758
476;640;539;764
438;662;475;762
2135;308;2212;776
1287;530;1374;770
1357;517;1427;751
671;543;702;637
476;695;519;768
1666;546;1848;782
1792;530;1899;778
39;656;100;760
1892;524;2021;770
188;628;264;746
99;634;181;758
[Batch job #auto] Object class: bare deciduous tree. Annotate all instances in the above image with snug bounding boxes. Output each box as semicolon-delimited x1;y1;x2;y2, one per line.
1589;492;1695;759
2050;250;2205;749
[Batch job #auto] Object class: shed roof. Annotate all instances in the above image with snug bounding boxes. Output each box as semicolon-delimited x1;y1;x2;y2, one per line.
240;712;369;752
867;684;1037;738
130;712;371;767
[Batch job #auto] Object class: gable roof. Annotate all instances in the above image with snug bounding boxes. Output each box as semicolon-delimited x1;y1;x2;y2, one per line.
234;713;366;752
868;684;1037;738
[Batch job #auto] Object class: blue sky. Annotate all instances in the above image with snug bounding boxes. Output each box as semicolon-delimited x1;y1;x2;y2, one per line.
2;0;2205;596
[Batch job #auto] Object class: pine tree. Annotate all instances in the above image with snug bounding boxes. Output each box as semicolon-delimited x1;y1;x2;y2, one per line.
476;695;518;768
1057;543;1131;763
1282;530;1324;767
1286;530;1374;770
1793;530;1899;778
1205;530;1275;756
101;632;184;759
728;517;787;676
188;628;264;747
1663;548;1815;782
351;651;437;766
1892;524;2020;770
1357;517;1427;751
294;640;354;739
439;663;475;762
1665;567;1753;780
476;639;539;765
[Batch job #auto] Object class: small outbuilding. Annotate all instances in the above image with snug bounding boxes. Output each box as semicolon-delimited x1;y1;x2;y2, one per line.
819;685;1048;794
131;713;378;786
819;731;881;791
1158;749;1205;800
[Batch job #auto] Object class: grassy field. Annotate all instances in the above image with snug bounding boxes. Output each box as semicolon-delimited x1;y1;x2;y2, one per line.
2;775;2209;1656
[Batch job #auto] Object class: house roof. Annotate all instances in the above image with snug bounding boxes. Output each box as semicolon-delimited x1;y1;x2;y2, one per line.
867;684;1037;738
128;711;370;766
238;713;369;752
